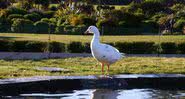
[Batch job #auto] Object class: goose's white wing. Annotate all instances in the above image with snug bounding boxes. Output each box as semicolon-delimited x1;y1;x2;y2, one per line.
91;43;124;64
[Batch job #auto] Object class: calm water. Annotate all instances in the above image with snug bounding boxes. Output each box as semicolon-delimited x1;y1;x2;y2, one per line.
1;89;185;99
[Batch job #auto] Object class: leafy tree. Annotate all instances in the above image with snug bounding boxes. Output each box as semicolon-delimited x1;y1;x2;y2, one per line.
173;18;185;30
0;0;10;9
140;0;166;16
34;0;50;10
16;0;33;10
171;4;185;12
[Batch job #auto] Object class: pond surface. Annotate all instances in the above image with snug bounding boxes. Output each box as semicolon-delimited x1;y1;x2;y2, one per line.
1;89;185;99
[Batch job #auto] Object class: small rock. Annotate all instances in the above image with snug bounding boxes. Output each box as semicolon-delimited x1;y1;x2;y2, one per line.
36;67;70;72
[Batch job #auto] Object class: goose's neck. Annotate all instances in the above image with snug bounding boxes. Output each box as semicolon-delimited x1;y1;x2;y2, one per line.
91;31;100;44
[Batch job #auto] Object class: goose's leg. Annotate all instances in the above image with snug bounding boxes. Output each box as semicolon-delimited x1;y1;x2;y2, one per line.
101;63;104;75
107;64;110;74
104;64;110;76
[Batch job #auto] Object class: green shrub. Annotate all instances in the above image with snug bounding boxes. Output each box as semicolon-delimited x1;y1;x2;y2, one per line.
11;41;29;52
67;42;84;53
173;19;185;30
28;9;44;17
131;13;145;27
49;42;66;52
114;42;133;54
171;4;184;12
151;13;167;22
55;25;65;34
64;25;75;30
140;0;165;15
132;42;157;54
0;0;10;9
101;27;144;35
50;5;58;11
140;20;158;33
64;25;75;34
57;17;66;26
11;19;36;33
8;14;24;20
6;7;27;16
71;25;88;35
69;15;83;26
176;11;185;19
161;42;177;54
41;18;57;25
17;0;32;10
114;42;157;54
24;13;42;22
96;19;117;28
83;43;91;53
1;39;184;54
41;18;50;23
44;11;55;18
82;17;96;26
0;40;66;52
49;18;57;24
25;41;47;52
118;21;126;26
34;21;49;33
34;0;49;7
49;23;56;33
0;40;11;51
178;42;185;54
0;17;11;32
142;20;158;28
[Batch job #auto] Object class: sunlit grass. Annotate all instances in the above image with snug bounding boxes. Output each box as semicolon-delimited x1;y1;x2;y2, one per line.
0;33;185;44
0;57;185;79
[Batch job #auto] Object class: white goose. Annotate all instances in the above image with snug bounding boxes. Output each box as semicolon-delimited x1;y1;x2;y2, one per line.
85;26;125;74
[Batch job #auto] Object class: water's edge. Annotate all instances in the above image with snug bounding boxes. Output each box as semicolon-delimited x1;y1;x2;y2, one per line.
1;74;185;96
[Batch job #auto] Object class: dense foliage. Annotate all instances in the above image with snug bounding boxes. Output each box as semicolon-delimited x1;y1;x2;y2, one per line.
0;0;184;35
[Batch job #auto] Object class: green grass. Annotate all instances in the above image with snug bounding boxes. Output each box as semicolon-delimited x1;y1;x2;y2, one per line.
0;33;185;44
0;57;185;79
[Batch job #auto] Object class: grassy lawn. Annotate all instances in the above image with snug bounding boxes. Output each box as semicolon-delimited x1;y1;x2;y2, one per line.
0;57;185;79
0;33;185;44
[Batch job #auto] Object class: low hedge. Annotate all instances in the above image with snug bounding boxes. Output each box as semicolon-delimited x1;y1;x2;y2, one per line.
0;40;185;54
25;41;47;52
11;41;29;52
0;41;65;52
178;43;185;54
161;42;177;54
67;42;85;53
49;42;65;53
0;40;12;51
114;42;158;54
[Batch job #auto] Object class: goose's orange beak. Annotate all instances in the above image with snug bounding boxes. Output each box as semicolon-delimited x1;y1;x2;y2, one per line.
84;30;90;35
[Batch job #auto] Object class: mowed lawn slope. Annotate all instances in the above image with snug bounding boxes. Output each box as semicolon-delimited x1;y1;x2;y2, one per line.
0;57;185;78
0;33;185;43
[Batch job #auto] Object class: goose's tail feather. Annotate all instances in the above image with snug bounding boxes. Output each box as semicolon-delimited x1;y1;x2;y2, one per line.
121;53;126;58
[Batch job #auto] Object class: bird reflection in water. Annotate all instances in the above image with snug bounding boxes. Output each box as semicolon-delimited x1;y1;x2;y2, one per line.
91;89;119;99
